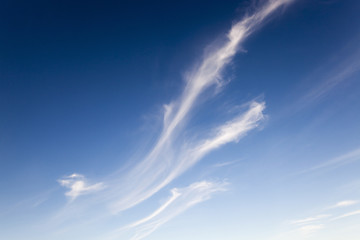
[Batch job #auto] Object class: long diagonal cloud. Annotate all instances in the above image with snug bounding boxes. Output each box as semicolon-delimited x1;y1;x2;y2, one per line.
50;1;296;239
107;0;293;213
55;2;294;232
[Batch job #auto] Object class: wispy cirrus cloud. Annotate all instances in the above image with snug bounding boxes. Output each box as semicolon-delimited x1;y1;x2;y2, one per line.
300;47;360;106
110;101;265;213
288;214;330;236
299;147;360;174
54;0;294;237
298;224;325;235
284;199;360;238
108;0;293;214
328;200;358;209
58;173;105;201
55;1;294;213
280;216;325;238
107;181;227;240
277;37;360;119
212;159;241;168
290;214;331;226
330;209;360;221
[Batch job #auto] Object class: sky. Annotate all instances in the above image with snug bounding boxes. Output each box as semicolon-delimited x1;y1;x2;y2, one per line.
1;0;360;239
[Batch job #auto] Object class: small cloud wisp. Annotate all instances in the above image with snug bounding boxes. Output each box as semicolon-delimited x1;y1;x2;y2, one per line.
58;173;105;201
329;200;358;209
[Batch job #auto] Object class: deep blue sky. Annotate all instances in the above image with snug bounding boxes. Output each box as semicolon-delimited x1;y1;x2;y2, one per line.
1;1;360;239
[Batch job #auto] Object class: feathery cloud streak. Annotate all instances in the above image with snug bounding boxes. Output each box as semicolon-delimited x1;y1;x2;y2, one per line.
329;200;358;209
284;199;360;238
301;48;360;106
291;214;331;225
300;147;360;174
111;101;265;212
109;0;293;213
109;181;227;240
330;209;360;221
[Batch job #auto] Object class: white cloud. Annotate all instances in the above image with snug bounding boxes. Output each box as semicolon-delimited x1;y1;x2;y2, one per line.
331;209;360;221
213;159;241;168
291;214;331;225
109;0;292;214
329;200;358;209
53;0;294;234
195;102;265;156
298;224;324;235
110;101;265;213
58;173;105;201
284;201;360;238
108;181;227;240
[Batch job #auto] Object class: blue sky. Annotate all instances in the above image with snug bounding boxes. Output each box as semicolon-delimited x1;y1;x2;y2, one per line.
1;0;360;239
